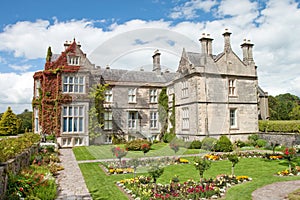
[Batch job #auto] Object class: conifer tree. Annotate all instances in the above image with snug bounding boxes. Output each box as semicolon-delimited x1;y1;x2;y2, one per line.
0;107;21;135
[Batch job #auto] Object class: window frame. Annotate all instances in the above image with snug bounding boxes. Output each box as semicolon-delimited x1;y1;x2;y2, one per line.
105;88;113;103
68;56;80;66
228;79;236;96
150;111;158;129
181;80;189;98
128;111;138;129
104;111;113;130
62;105;85;133
62;75;85;94
149;89;158;103
182;107;189;130
128;88;137;103
229;108;238;129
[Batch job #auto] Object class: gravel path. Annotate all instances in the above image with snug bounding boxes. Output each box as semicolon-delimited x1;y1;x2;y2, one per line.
252;180;300;200
55;149;92;200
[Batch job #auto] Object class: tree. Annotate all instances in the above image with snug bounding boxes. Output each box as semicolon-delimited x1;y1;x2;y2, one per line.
148;165;164;183
0;107;21;135
289;105;300;120
169;93;175;134
46;46;52;62
158;87;168;140
194;157;211;180
17;109;33;133
227;154;239;176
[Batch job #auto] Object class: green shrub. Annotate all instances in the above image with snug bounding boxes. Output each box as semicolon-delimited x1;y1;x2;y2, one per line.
125;139;151;151
214;135;233;152
256;139;267;148
234;140;247;148
112;136;126;144
259;120;300;133
188;140;202;149
162;133;176;143
201;137;217;151
248;134;259;146
170;137;186;148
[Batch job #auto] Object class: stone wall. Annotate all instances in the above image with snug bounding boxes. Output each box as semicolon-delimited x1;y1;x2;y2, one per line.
259;132;300;147
0;143;39;199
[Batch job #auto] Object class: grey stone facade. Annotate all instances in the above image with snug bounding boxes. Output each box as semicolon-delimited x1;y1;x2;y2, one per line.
33;30;267;147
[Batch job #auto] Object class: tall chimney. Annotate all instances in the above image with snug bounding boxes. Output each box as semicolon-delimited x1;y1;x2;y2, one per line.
241;39;254;64
199;33;213;55
152;49;161;73
222;28;232;53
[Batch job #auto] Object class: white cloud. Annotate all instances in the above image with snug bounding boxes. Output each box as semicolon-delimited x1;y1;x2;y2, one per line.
0;72;34;114
0;0;300;114
9;64;33;71
169;0;218;19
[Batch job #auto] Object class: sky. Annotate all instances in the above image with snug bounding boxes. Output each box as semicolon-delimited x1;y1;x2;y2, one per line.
0;0;300;114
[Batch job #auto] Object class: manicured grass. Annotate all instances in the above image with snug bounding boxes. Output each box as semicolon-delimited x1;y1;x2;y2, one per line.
74;143;206;161
79;157;300;200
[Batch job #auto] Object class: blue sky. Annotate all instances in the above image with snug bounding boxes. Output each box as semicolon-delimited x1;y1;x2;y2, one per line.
0;0;300;113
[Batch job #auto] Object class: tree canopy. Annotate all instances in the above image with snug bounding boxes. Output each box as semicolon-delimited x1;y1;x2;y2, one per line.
0;107;21;135
268;93;300;120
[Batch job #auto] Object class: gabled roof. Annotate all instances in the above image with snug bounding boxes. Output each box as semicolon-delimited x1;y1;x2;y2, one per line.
99;68;176;83
186;52;203;67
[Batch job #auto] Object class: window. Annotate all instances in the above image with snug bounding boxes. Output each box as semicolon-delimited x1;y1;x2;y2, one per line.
105;88;113;103
229;79;236;96
128;88;137;103
150;89;157;103
104;111;113;130
62;105;84;133
182;107;189;129
34;108;39;133
128;111;138;129
68;56;80;65
75;138;83;146
35;80;41;98
230;108;237;128
150;111;158;128
62;138;72;146
181;80;188;98
63;76;84;93
105;135;112;144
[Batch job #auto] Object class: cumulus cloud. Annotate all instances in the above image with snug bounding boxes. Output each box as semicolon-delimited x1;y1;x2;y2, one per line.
0;0;300;113
0;72;34;113
169;0;218;19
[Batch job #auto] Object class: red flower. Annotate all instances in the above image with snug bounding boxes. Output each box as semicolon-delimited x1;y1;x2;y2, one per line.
20;187;24;192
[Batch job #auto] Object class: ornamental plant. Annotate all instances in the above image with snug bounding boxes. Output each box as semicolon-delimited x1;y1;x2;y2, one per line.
170;143;179;154
148;165;164;183
283;147;297;172
141;143;150;155
194;157;211;180
113;147;127;164
227;154;239;175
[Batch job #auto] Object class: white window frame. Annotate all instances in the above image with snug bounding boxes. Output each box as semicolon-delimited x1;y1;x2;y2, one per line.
105;135;112;144
105;88;113;103
104;111;113;130
34;108;39;133
68;56;80;66
75;138;83;146
150;89;158;103
229;79;236;96
230;108;238;129
128;111;138;129
182;107;189;130
181;80;189;98
62;105;85;133
150;111;158;128
128;88;137;103
62;75;85;94
35;80;41;98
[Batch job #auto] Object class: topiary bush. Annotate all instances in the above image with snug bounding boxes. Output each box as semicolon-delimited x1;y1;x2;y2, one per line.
256;139;267;148
125;139;151;151
214;135;233;152
201;137;217;151
188;140;202;149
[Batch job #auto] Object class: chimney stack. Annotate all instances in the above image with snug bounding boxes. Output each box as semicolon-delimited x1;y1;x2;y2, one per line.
241;39;254;64
152;49;161;73
199;33;213;55
222;28;232;53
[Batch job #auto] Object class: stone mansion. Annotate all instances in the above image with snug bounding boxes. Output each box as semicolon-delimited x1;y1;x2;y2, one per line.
33;30;269;147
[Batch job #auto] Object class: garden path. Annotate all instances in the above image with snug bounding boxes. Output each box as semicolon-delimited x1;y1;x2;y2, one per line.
56;149;92;200
252;180;300;200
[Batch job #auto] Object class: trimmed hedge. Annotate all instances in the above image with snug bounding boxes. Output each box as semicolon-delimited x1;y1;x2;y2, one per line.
214;136;233;152
125;139;152;151
259;120;300;133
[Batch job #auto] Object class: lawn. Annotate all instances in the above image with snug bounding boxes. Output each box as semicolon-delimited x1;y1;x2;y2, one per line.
73;142;206;161
78;157;300;200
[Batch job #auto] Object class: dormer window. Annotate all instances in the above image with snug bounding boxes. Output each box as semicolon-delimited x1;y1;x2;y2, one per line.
68;56;80;66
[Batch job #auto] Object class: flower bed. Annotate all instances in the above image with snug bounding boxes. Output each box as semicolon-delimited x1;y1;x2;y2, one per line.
101;157;187;175
116;174;252;200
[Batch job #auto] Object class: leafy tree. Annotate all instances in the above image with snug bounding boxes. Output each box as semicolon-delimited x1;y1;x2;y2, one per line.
17;109;33;133
148;165;164;183
227;154;239;175
46;46;52;62
289;105;300;120
194;157;211;179
0;107;21;135
158;87;168;140
169;93;175;134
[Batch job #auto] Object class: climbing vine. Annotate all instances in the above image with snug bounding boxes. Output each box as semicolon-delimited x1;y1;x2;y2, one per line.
88;83;109;141
158;87;169;140
169;93;175;134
